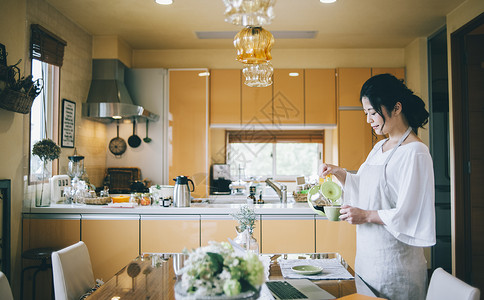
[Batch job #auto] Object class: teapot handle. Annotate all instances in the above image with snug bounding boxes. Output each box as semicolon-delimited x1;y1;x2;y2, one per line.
188;179;195;192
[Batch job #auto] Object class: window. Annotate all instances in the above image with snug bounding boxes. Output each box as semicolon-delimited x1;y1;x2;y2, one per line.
227;130;323;180
29;24;66;183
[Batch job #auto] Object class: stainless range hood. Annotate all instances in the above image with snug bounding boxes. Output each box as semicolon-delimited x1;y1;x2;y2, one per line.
82;59;159;122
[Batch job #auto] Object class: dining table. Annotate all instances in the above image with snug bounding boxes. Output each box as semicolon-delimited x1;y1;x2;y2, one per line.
85;252;361;300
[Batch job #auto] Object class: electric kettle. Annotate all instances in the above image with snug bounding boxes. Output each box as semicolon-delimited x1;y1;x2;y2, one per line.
173;175;195;207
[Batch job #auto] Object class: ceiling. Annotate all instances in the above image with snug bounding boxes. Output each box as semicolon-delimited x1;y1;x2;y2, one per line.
46;0;466;50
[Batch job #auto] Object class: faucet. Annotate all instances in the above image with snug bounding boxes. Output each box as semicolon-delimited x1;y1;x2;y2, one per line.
265;178;287;203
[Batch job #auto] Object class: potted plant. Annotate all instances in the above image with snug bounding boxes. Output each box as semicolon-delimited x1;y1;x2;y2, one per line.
32;138;61;207
230;205;259;254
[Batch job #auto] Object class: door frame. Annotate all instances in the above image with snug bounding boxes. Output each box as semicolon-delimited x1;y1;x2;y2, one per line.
450;12;484;281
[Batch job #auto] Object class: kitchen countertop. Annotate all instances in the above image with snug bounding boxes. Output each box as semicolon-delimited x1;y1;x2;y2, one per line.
23;201;320;215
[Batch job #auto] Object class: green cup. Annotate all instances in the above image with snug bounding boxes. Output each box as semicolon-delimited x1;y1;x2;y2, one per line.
324;205;341;221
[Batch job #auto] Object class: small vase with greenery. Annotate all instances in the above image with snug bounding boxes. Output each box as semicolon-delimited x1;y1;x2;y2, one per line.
230;205;259;254
32;138;61;207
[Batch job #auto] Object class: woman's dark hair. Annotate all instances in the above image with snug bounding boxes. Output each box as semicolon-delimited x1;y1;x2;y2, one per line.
360;73;429;134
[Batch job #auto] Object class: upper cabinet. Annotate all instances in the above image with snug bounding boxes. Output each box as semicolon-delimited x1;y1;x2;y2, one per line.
210;69;241;125
372;68;405;81
273;69;304;125
241;81;273;125
305;69;336;125
337;68;372;107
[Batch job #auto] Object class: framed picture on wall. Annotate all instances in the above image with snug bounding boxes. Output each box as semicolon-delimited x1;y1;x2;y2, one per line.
61;99;76;148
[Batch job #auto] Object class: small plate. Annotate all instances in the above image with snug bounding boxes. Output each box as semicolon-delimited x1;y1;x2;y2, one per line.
291;265;323;275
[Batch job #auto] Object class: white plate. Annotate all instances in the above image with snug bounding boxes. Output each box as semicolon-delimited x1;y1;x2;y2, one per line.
291;265;323;275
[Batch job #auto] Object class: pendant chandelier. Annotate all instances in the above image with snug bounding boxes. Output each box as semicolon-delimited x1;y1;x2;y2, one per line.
223;0;276;87
223;0;276;27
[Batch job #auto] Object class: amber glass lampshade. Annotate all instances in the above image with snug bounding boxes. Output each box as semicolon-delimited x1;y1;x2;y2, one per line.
223;0;276;26
242;61;273;87
234;26;274;64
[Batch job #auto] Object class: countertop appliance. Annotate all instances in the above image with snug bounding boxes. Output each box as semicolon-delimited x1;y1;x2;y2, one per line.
173;175;194;207
210;164;231;195
50;175;71;204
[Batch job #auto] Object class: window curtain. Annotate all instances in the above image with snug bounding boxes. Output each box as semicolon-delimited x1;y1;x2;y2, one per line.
228;130;324;143
30;24;67;66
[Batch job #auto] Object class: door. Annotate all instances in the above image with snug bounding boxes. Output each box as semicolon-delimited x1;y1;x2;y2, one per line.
210;69;241;125
261;215;315;253
273;69;304;125
305;69;337;125
451;14;484;292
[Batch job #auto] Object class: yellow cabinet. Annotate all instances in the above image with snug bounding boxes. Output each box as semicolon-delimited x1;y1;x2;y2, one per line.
201;215;261;246
372;68;405;81
273;69;304;125
261;215;315;253
315;218;357;269
81;215;139;281
210;69;241;125
141;215;200;253
337;68;372;107
338;110;373;171
241;82;273;125
22;214;81;300
169;70;209;197
305;69;336;125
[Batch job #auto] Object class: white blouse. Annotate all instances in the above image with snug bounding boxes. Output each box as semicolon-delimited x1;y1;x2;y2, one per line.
344;140;436;247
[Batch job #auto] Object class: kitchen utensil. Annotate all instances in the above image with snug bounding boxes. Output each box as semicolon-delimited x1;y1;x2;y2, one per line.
143;119;152;143
128;119;141;148
291;265;323;275
109;122;127;156
173;175;195;207
67;149;85;181
324;205;341;221
320;175;342;203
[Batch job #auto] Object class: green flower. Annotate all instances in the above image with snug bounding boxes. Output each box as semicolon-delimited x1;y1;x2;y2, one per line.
223;279;241;296
32;138;61;161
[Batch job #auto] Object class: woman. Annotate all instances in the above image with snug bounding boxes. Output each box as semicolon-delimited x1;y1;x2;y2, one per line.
319;74;436;300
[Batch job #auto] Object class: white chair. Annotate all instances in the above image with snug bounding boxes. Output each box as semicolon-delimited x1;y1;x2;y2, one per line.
0;271;14;300
51;241;95;300
426;267;480;300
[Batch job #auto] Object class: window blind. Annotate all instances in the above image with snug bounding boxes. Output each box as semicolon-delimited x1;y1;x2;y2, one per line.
30;24;67;67
228;130;324;143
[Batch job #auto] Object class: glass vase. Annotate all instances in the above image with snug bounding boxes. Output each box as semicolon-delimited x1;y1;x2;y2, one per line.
233;226;259;255
35;161;51;207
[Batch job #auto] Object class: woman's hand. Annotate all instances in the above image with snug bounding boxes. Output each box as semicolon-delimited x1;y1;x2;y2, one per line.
318;163;347;184
339;205;384;225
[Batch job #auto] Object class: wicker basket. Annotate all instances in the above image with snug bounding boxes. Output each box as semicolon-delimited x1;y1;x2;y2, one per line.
293;191;309;202
83;197;112;205
0;88;36;114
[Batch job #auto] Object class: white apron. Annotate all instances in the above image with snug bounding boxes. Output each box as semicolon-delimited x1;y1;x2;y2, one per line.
354;127;427;300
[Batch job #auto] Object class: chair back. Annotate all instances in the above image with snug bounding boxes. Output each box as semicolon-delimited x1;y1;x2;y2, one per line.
426;267;480;300
52;241;95;300
0;271;14;300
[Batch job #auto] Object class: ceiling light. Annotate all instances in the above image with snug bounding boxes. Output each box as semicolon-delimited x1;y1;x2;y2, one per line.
223;0;276;26
289;72;299;77
112;116;122;120
198;72;210;77
242;62;273;87
234;26;274;64
155;0;173;5
319;0;336;3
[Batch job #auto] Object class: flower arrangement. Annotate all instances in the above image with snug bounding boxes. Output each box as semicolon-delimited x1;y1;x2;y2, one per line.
230;205;256;234
32;138;61;162
177;241;265;298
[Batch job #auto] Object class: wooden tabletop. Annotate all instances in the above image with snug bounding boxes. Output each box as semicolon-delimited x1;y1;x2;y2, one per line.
87;253;357;299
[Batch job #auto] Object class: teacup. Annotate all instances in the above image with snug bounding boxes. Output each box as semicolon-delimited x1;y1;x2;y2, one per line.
324;205;341;221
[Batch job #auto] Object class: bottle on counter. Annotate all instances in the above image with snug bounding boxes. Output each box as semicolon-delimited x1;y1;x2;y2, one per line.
257;191;264;204
247;186;257;204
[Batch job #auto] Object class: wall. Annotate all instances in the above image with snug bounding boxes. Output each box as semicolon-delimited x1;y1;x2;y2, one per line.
93;35;133;68
132;48;405;69
446;0;484;275
0;0;28;295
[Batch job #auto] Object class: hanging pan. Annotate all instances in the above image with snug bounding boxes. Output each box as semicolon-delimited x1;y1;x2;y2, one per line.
109;122;127;156
128;119;142;148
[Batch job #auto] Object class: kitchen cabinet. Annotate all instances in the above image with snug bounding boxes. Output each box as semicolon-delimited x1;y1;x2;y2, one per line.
315;218;357;269
169;70;209;197
261;215;315;253
140;215;200;252
337;68;372;107
200;215;261;247
210;69;241;125
338;110;372;171
273;69;304;125
81;215;139;281
22;214;81;300
372;68;405;80
241;81;273;125
305;69;337;125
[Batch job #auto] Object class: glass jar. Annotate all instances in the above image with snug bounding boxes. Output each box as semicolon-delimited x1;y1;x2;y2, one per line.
141;193;151;206
233;226;259;255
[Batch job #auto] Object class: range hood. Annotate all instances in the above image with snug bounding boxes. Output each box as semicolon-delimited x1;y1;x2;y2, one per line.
82;59;159;122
